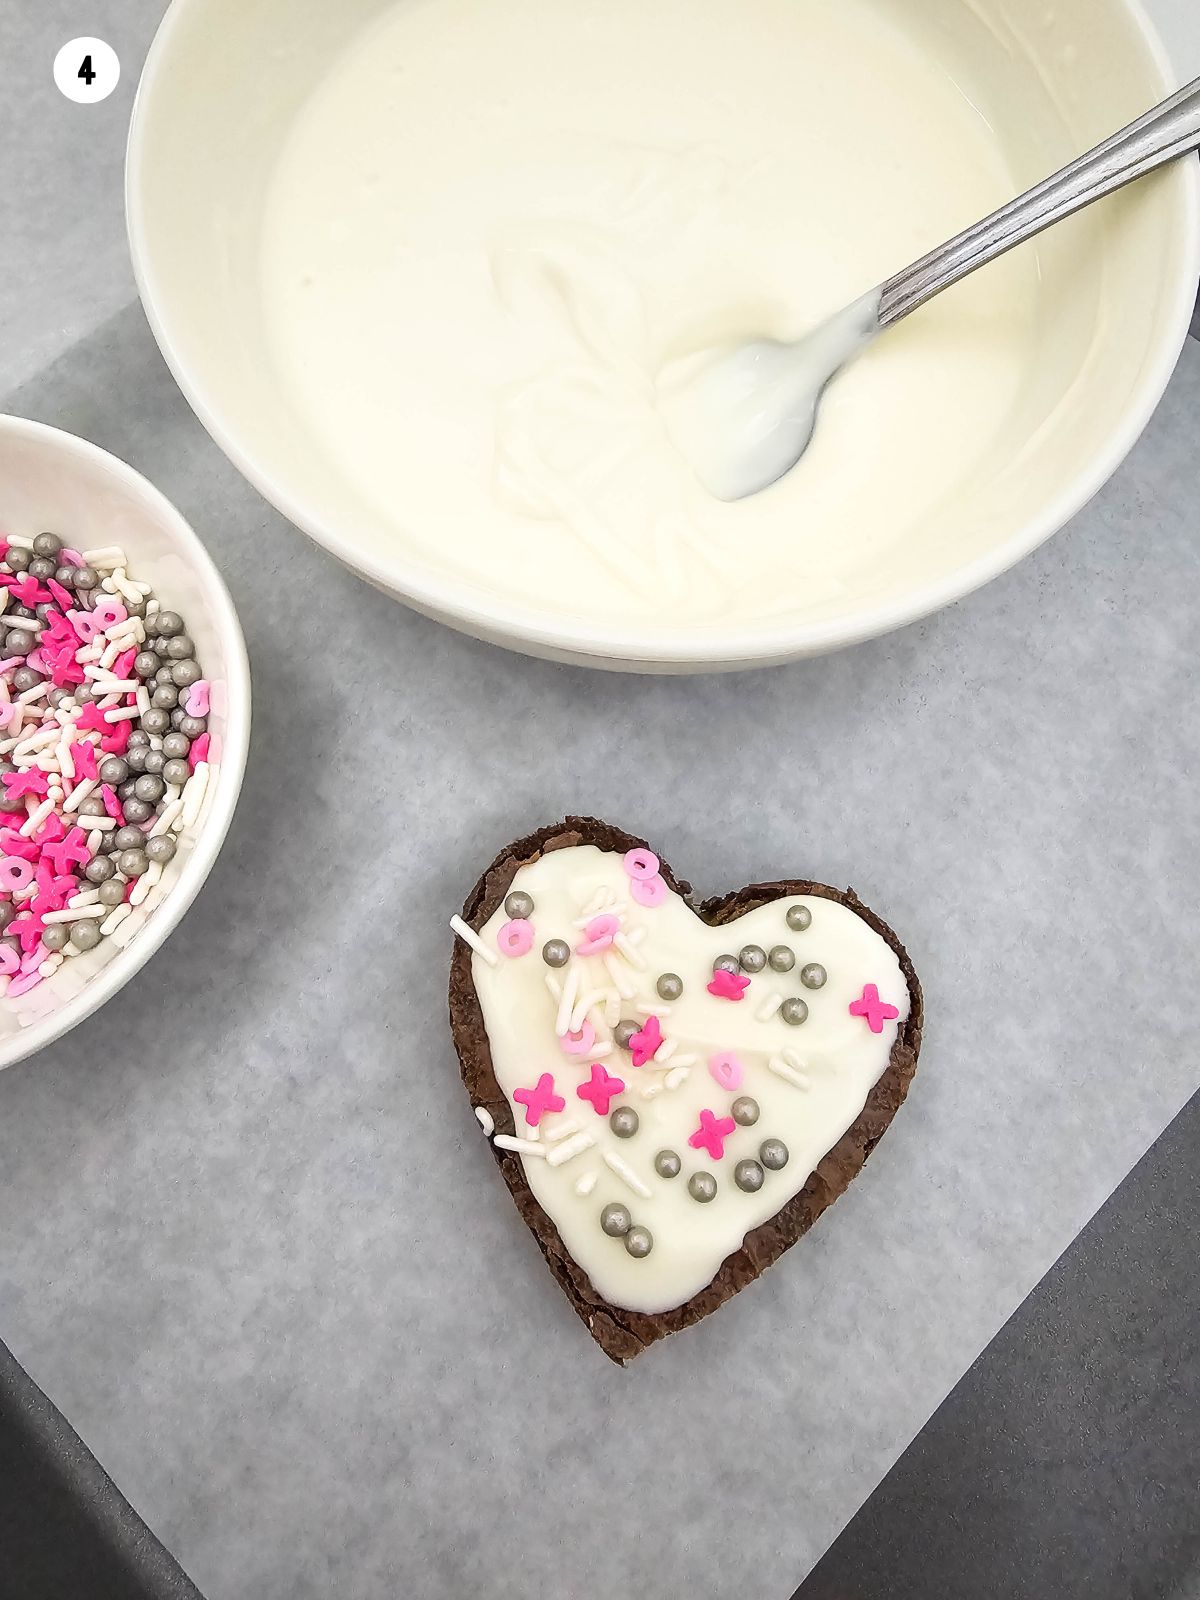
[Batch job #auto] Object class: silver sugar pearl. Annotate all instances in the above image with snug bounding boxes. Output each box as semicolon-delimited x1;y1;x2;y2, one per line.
624;1225;654;1259
653;1149;681;1179
504;889;534;920
614;1020;639;1049
656;972;683;1001
71;920;102;953
800;963;827;990
600;1202;632;1237
609;1106;639;1139
781;997;809;1026
786;904;812;931
731;1096;760;1127
768;944;796;972
542;939;570;968
688;1172;718;1204
760;1138;790;1171
738;944;767;973
713;953;740;975
734;1159;765;1193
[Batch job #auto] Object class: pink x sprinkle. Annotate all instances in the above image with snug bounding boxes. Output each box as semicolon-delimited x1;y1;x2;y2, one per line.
101;784;125;825
512;1073;565;1128
2;768;48;801
71;741;98;781
35;812;66;848
41;826;89;876
47;579;74;613
74;703;108;734
849;983;900;1034
8;911;46;954
112;647;138;680
629;1014;663;1067
50;651;85;688
576;913;619;957
188;733;211;771
576;1063;626;1117
34;859;77;911
707;968;750;1002
7;576;51;608
688;1109;738;1161
0;828;37;861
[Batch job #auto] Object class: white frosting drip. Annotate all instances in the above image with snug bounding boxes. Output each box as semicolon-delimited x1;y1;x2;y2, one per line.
469;845;909;1315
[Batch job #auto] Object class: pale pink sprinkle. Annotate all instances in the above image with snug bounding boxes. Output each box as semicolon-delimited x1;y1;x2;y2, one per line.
576;912;619;956
630;873;667;908
622;848;660;882
184;680;210;717
7;970;44;997
497;918;534;958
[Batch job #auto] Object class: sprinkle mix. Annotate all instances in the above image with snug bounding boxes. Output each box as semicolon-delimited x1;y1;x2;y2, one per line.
457;846;906;1271
0;530;214;1012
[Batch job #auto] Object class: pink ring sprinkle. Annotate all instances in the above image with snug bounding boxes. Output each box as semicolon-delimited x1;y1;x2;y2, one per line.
623;848;660;881
0;855;34;894
630;873;667;908
576;912;619;956
707;1051;745;1092
497;918;534;958
0;944;19;976
560;1020;597;1056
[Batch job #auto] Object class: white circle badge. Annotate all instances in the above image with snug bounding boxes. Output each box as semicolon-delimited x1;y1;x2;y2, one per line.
53;37;120;105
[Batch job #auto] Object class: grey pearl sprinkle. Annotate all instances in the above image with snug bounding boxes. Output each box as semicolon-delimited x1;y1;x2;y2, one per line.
142;749;166;776
114;826;146;851
542;939;570;968
134;651;159;679
32;531;62;558
713;953;740;975
786;904;812;931
178;715;207;738
47;687;70;710
27;558;56;580
122;799;154;824
127;730;151;749
152;684;179;709
624;1225;653;1259
79;796;109;817
781;997;809;1026
36;603;55;621
40;924;70;952
4;547;30;571
656;972;683;1001
5;631;34;655
800;962;827;990
134;774;165;803
738;944;767;973
118;780;138;801
600;1202;632;1237
653;1149;681;1179
760;1138;790;1171
0;791;24;813
145;834;177;865
688;1172;718;1203
504;890;534;919
165;634;195;661
768;944;795;972
169;708;188;729
84;854;116;883
71;920;102;952
124;746;149;773
153;666;175;687
140;709;171;734
161;732;191;759
117;848;150;878
155;610;184;638
731;1096;760;1127
97;880;126;908
734;1159;765;1193
72;566;97;589
53;566;77;588
11;667;40;692
162;758;190;787
98;757;129;786
609;1106;639;1139
170;659;201;688
614;1020;639;1049
0;904;13;930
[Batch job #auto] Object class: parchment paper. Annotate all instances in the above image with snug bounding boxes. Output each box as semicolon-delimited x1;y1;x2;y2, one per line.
2;4;1200;1599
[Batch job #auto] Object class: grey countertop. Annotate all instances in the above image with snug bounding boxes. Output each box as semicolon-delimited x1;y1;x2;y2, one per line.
2;5;1199;1599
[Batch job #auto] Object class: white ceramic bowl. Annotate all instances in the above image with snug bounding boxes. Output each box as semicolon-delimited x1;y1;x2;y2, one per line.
127;0;1200;672
0;416;250;1070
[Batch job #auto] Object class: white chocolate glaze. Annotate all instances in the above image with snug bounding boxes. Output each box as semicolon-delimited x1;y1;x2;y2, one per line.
467;846;910;1315
261;0;1036;629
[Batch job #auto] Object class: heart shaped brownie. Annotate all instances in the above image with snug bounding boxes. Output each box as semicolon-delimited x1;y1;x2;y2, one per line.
449;818;922;1363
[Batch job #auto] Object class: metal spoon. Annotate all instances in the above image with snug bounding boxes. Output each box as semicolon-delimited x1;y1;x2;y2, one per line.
659;76;1200;502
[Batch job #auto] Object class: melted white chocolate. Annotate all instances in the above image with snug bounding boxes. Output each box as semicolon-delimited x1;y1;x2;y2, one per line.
467;846;910;1315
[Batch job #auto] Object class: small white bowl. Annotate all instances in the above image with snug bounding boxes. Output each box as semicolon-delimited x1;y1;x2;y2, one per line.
0;415;250;1070
127;0;1200;672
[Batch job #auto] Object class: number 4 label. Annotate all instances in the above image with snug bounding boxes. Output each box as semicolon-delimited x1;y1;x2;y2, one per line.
54;37;120;104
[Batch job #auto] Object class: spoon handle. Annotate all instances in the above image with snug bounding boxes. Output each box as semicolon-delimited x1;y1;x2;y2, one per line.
878;76;1200;327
